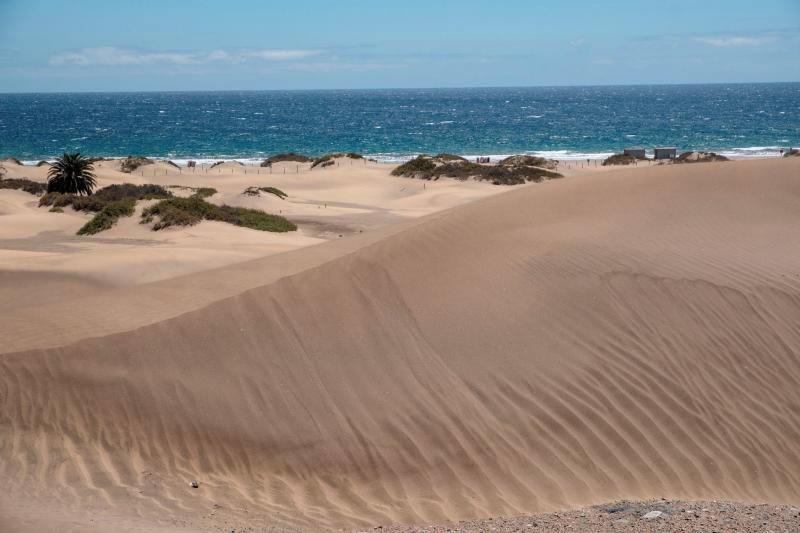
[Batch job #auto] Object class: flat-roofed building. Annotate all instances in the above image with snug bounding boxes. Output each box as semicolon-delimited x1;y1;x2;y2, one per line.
624;147;646;159
654;147;677;160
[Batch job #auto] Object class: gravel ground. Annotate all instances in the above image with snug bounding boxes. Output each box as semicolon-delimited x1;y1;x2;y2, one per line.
361;500;800;532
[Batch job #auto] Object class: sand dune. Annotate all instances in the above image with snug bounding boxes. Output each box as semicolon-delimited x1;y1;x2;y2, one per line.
2;158;800;531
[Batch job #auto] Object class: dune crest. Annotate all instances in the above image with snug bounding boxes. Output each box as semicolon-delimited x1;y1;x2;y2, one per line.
2;158;800;531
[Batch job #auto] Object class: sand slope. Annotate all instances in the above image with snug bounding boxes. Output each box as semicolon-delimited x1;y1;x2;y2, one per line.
2;158;800;531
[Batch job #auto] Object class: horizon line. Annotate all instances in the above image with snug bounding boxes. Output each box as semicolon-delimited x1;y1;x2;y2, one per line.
2;80;799;95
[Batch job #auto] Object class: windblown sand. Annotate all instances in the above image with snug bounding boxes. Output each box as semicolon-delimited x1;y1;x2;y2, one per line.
1;157;799;531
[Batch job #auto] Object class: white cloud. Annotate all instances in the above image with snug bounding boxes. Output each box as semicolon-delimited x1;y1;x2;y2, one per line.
50;47;322;66
247;49;319;61
694;36;777;47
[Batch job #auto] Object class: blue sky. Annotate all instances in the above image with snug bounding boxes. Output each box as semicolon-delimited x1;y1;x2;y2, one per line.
0;0;798;92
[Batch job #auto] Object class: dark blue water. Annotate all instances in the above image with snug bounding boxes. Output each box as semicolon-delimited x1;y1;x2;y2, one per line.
1;84;798;163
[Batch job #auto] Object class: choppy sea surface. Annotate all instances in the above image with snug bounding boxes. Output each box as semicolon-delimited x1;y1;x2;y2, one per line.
1;84;798;164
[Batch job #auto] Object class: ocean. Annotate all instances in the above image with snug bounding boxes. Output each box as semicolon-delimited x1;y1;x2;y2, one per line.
1;83;798;164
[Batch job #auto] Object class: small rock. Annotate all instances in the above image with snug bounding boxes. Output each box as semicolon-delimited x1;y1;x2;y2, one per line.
190;480;199;488
643;510;662;519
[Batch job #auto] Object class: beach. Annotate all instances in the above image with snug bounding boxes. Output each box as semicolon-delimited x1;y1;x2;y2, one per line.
1;155;800;531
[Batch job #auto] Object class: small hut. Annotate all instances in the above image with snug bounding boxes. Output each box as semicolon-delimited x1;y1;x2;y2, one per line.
654;147;677;160
624;147;646;159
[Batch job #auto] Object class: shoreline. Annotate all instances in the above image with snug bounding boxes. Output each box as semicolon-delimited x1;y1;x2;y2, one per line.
10;147;795;167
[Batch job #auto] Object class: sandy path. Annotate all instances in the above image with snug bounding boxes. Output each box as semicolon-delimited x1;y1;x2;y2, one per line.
1;158;799;531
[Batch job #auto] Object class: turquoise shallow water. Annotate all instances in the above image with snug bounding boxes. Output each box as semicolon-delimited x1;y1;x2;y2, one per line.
1;84;798;163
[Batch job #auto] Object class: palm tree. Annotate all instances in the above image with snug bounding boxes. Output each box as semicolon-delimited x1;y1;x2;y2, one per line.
47;152;97;195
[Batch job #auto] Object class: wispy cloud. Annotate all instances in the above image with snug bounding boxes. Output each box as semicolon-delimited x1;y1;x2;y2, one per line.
694;36;777;47
49;47;322;66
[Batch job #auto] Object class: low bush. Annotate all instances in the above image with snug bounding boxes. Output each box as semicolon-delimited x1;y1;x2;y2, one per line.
0;177;48;195
435;153;467;162
392;155;562;184
262;153;312;166
77;198;136;235
40;183;174;235
391;156;437;176
243;186;288;199
167;185;217;198
311;152;365;168
36;160;50;167
40;183;171;212
311;155;335;168
602;154;638;166
784;149;799;158
94;183;171;202
141;196;296;232
193;187;217;198
39;192;75;209
500;155;556;169
119;156;155;173
218;205;296;232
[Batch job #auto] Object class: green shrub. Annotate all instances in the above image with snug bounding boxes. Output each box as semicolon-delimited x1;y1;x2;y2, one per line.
39;192;74;208
391;156;437;176
311;155;334;168
392;154;562;184
0;177;48;195
77;198;136;235
311;153;364;168
500;155;556;169
192;187;217;198
243;186;288;199
94;183;171;203
262;153;312;166
39;183;172;231
602;154;637;166
40;183;171;212
119;156;155;173
261;186;287;199
69;195;108;212
141;196;296;232
167;185;217;198
218;205;297;232
435;153;467;162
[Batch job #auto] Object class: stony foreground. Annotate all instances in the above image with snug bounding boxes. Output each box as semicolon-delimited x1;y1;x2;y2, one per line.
368;500;800;532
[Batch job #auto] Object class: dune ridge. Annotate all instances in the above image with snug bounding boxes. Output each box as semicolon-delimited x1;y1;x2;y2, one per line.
1;158;800;531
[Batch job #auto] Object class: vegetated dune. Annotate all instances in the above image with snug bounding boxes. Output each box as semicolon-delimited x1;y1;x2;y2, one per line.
2;158;800;531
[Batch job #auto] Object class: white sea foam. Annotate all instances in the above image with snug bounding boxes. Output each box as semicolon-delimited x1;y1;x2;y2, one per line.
716;146;790;159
